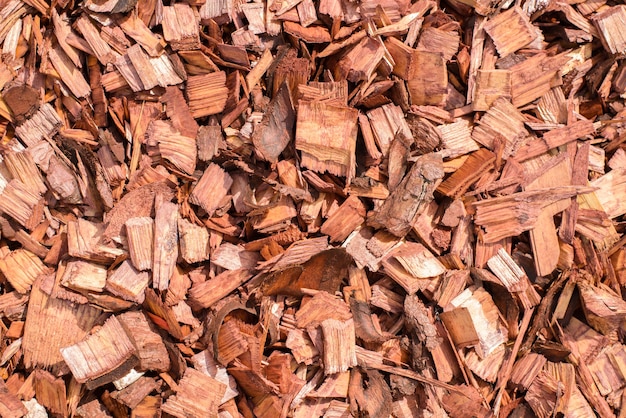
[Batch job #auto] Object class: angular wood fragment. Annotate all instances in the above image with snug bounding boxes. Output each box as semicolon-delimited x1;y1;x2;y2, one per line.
111;376;159;409
106;260;150;303
483;7;537;57
252;82;295;163
152;201;178;291
0;378;27;418
472;97;528;157
592;5;626;54
61;259;107;293
61;315;138;389
407;51;448;106
513;120;595;163
321;318;357;375
189;269;251;309
146;120;197;175
117;311;170;372
186;72;229;118
487;248;541;309
320;195;366;243
189;163;233;217
369;153;444;237
383;242;446;294
162;367;226;418
162;4;200;50
296;101;358;181
125;217;154;271
0;180;42;230
75;15;117;65
13;103;63;146
48;43;92;98
178;218;210;264
0;249;47;294
472;69;511;111
591;168;626;219
75;399;112;417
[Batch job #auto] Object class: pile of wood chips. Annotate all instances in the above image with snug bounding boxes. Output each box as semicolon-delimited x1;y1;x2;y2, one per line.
1;0;626;416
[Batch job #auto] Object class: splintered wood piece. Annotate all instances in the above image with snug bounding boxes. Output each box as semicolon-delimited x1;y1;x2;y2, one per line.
146;120;197;175
22;276;101;373
272;51;309;98
252;82;295;163
162;368;226;418
106;260;150;303
75;399;111;417
437;119;479;159
510;52;569;108
4;151;47;196
438;148;495;198
588;343;626;405
13;103;63;146
367;103;413;158
197;125;225;162
0;378;27;418
0;179;42;230
295;291;352;329
525;155;572;277
348;368;393;418
473;186;593;243
115;45;182;92
382;242;446;294
61;315;138;389
61;259;107;293
592;5;626;54
320;195;366;243
487;248;541;309
483;7;537;57
472;97;528;157
416;27;459;63
250;195;297;234
385;37;421;80
186;72;229;118
162;4;200;50
286;328;319;365
321;318;357;375
189;163;233;217
118;13;165;57
510;352;547;390
75;14;117;65
407;51;448;106
125;217;154;271
34;369;67;416
67;219;124;263
48;42;92;99
513;120;595;163
590;168;626;219
0;249;47;294
439;307;480;348
369;153;444;237
153;201;178;291
446;287;507;357
111;376;159;409
296;101;358;181
578;281;626;335
117;311;170;372
262;248;351;296
189;269;251;309
212;242;259;270
472;69;511;111
284;21;332;43
465;345;506;383
178;218;210;263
